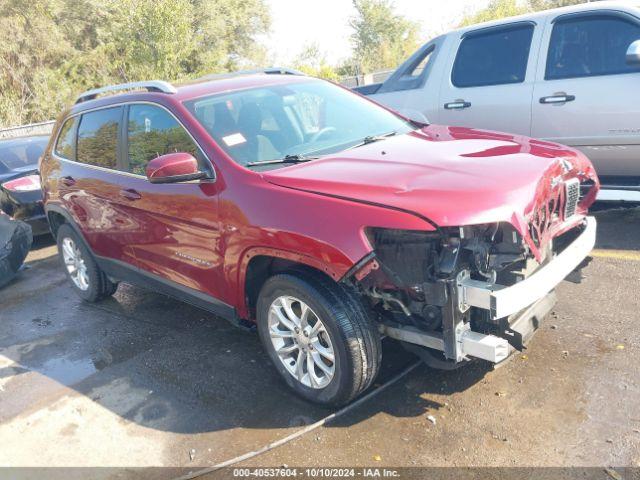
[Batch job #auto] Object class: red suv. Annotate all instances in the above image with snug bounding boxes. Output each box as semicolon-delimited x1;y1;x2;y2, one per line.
41;70;599;406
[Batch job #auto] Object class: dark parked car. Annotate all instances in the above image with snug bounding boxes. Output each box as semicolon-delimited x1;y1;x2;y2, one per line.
41;72;597;406
0;211;32;288
0;135;50;236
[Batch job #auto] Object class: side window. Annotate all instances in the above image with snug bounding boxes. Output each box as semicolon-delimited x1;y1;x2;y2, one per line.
55;117;78;160
403;46;435;79
76;107;121;169
546;15;640;80
452;24;535;88
127;104;201;176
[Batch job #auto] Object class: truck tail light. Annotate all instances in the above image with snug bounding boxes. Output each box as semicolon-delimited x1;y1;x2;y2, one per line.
2;175;41;192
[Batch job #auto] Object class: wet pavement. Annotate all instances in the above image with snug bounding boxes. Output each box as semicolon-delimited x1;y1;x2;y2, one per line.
0;207;638;475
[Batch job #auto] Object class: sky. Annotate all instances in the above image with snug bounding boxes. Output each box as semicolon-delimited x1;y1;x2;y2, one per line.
263;0;491;65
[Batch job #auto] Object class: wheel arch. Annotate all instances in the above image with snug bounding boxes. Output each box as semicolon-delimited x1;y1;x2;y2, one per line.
45;205;80;238
239;248;345;321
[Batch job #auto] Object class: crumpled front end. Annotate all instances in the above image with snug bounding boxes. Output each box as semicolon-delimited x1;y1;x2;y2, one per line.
345;165;599;367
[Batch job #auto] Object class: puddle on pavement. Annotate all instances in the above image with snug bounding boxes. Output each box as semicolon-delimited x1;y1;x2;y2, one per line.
38;356;97;386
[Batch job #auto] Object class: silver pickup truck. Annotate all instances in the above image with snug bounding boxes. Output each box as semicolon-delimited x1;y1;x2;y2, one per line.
355;0;640;201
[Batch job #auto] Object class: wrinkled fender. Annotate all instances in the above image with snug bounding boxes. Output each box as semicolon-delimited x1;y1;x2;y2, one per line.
233;242;357;319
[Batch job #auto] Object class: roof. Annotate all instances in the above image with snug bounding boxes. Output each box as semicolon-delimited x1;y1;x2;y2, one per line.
71;68;314;112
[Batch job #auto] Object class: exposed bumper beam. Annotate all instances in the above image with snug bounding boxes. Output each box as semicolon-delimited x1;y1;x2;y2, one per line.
457;216;596;320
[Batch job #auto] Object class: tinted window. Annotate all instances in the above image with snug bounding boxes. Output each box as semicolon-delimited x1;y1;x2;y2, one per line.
404;46;435;78
0;137;48;171
127;105;201;175
77;107;121;169
546;15;640;80
452;24;534;88
55;117;77;160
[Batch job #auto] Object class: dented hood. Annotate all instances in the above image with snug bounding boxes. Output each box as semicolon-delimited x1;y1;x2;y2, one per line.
263;125;599;232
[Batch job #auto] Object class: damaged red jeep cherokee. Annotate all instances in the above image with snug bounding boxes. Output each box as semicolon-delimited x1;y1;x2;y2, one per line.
40;70;599;406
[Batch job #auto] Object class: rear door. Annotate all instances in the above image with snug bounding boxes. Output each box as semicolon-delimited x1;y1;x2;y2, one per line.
114;103;224;301
438;21;542;135
531;11;640;178
56;106;141;266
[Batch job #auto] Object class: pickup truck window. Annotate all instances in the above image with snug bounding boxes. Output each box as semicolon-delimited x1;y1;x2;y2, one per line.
452;23;534;88
546;15;640;80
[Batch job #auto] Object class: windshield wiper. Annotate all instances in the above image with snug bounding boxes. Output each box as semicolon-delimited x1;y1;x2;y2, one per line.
245;154;318;167
350;131;397;149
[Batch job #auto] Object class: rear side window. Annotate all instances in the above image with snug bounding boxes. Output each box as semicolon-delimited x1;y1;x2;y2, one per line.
403;46;435;79
55;117;78;160
77;107;121;169
546;15;640;80
127;104;202;175
452;24;535;88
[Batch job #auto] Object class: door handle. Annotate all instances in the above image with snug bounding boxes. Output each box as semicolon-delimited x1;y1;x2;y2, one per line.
119;188;142;201
444;101;471;110
61;176;76;187
539;94;575;104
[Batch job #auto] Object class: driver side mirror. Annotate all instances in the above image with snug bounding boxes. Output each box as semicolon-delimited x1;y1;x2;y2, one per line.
146;152;208;184
626;39;640;65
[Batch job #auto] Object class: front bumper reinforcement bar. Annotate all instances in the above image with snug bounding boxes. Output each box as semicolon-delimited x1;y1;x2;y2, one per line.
457;216;597;321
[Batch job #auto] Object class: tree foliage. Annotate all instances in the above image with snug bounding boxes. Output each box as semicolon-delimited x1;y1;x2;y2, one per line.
460;0;530;27
461;0;590;26
349;0;420;74
291;43;340;81
0;0;270;127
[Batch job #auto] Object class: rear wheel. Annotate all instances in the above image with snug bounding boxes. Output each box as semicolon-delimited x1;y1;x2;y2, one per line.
56;224;118;302
257;272;381;406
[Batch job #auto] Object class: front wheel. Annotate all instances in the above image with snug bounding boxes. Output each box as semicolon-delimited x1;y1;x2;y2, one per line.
257;272;381;406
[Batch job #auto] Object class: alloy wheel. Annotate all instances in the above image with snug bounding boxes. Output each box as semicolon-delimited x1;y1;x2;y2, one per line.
268;295;335;389
61;237;90;291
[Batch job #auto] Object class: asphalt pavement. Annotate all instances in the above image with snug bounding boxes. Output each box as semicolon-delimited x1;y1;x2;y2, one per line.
0;206;638;478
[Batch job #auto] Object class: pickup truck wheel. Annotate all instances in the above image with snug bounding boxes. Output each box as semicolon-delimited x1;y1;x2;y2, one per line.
257;273;381;406
56;224;118;302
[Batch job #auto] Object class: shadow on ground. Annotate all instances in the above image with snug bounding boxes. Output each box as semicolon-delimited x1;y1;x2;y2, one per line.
0;206;637;439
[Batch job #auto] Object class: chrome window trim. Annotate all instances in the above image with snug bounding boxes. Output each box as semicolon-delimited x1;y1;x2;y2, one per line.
51;100;216;182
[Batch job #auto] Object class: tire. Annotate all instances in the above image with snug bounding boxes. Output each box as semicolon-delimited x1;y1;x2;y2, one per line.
0;218;32;289
257;272;381;406
56;223;118;302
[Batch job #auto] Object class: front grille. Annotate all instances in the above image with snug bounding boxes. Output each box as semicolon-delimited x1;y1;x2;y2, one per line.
529;177;581;250
564;178;580;219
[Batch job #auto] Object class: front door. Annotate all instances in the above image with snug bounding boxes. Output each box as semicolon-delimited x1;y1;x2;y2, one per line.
438;22;541;136
113;103;224;301
531;11;640;178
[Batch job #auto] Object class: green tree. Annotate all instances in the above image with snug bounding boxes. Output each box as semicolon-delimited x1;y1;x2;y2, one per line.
529;0;588;11
291;43;340;81
461;0;590;26
349;0;420;74
460;0;529;26
0;0;271;128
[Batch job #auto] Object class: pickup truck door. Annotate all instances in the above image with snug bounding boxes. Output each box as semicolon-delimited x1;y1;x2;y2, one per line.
438;21;543;136
531;10;640;178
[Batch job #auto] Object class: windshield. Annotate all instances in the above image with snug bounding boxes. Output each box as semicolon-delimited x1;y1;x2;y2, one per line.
0;136;48;172
184;79;413;167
